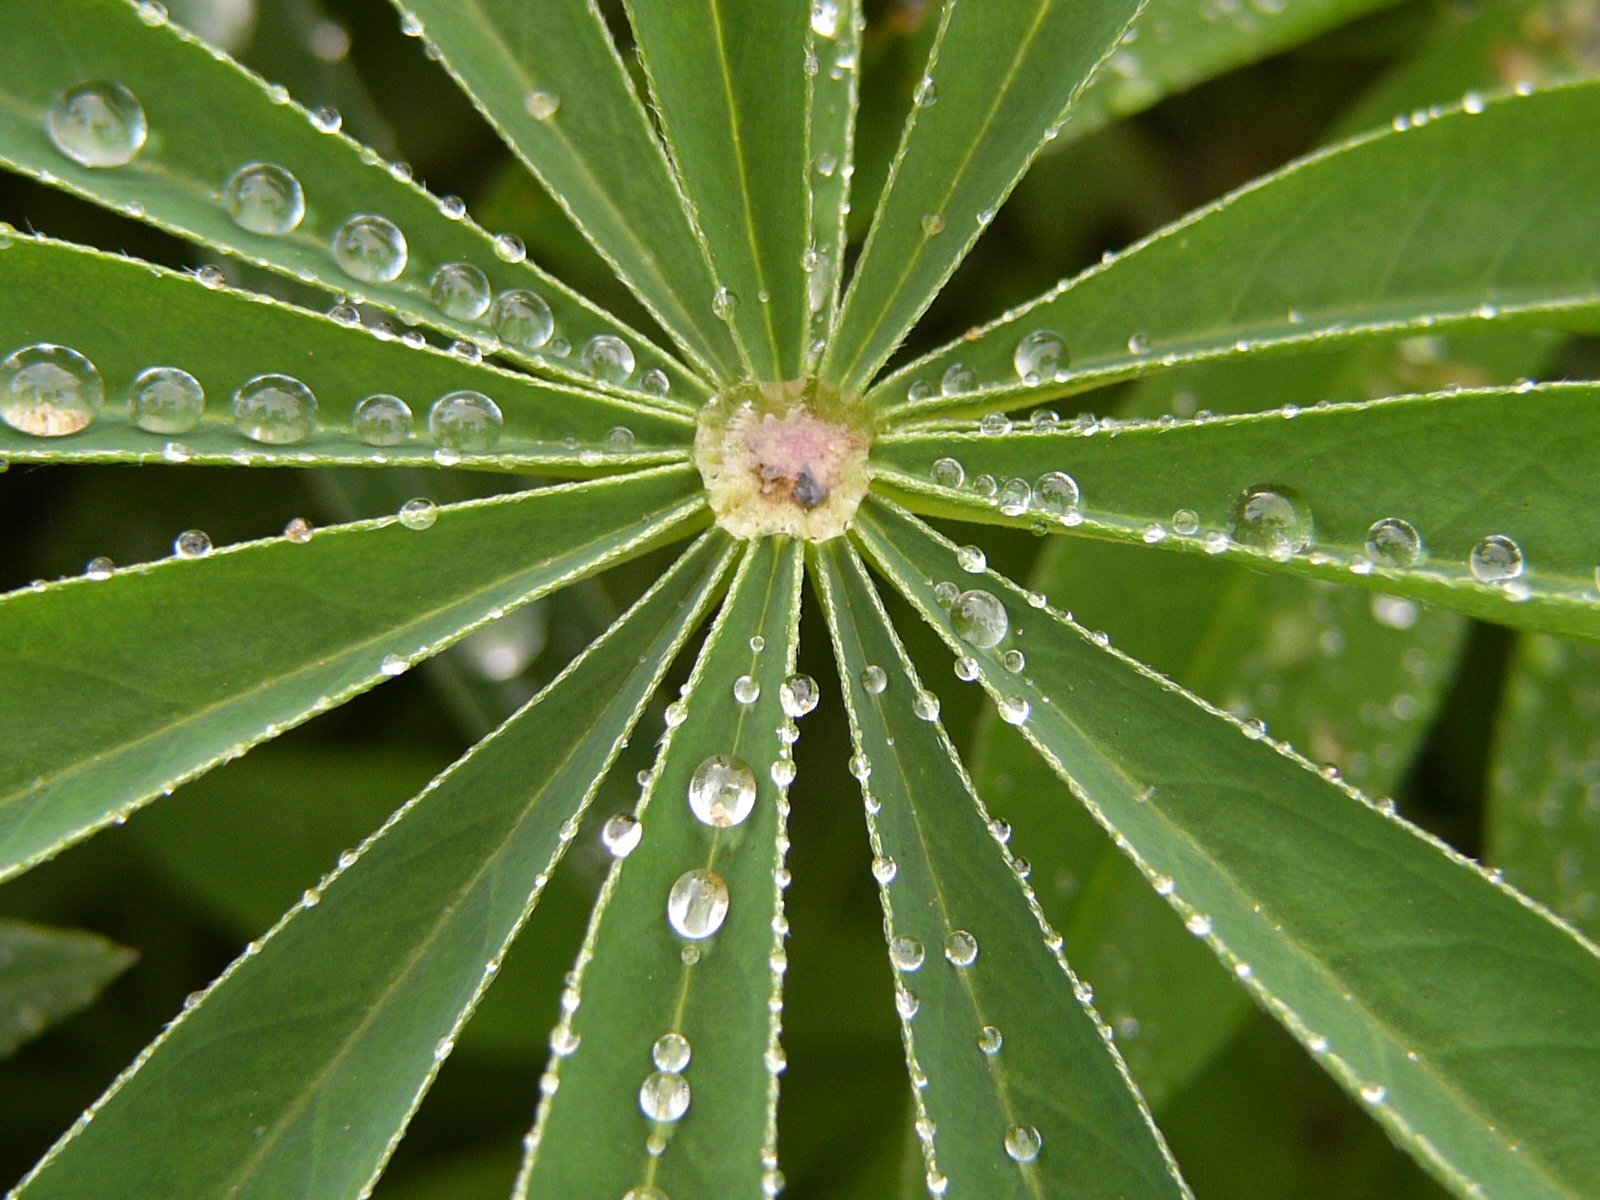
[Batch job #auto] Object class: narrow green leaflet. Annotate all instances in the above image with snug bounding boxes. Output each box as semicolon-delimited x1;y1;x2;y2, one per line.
824;0;1147;391
814;541;1190;1200
0;235;691;472
856;497;1600;1200
519;539;803;1200
0;0;701;402
874;384;1600;641
0;465;706;882
392;0;740;382
1487;635;1600;941
805;0;863;348
878;83;1600;419
1065;0;1408;140
0;920;136;1059
10;532;736;1200
625;0;811;380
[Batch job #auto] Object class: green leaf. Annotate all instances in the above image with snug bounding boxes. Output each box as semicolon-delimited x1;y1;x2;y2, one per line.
813;540;1190;1200
855;496;1600;1200
0;465;706;882
1487;634;1600;941
623;0;812;380
0;234;692;472
391;0;741;383
518;538;804;1200
824;0;1147;391
10;531;736;1200
0;920;136;1059
874;383;1600;641
0;0;701;402
805;0;863;348
1065;0;1408;141
878;83;1600;420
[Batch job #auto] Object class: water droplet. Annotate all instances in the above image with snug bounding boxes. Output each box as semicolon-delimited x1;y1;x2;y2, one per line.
667;868;730;939
1229;485;1312;560
283;516;313;543
1360;1083;1387;1105
712;287;740;321
332;215;408;282
582;335;635;384
997;696;1030;725
1185;913;1212;936
1470;534;1523;582
890;936;924;971
1366;517;1422;567
174;529;212;558
912;690;940;722
871;856;897;884
978;1025;1003;1054
1003;1125;1042;1164
849;752;871;781
1002;649;1025;674
428;390;503;453
913;75;937;106
920;212;945;236
732;674;760;704
639;1070;691;1122
687;755;757;828
1;344;103;436
779;674;819;718
485;291;553;353
640;368;671;397
860;665;888;694
1013;329;1066;384
85;556;114;580
397;498;437;531
951;589;1008;649
119;365;203;434
524;90;560;120
810;0;840;36
1127;331;1151;356
381;653;408;676
309;105;342;133
652;1032;691;1072
601;813;642;857
940;362;976;396
429;263;491;320
954;655;980;682
1172;508;1200;536
771;758;796;786
944;930;978;967
491;232;526;264
931;457;965;488
956;545;986;573
438;194;466;219
223;163;305;235
48;82;147;167
232;374;317;444
980;412;1012;436
352;394;412;446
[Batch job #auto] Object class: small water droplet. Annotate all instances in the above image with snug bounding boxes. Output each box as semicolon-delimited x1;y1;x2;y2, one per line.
601;813;642;857
524;90;560;120
667;868;730;938
85;555;114;580
978;1025;1003;1054
688;754;758;828
810;0;840;36
931;457;965;488
912;690;940;721
492;233;527;264
940;362;976;396
1;344;103;436
1127;331;1151;356
779;674;820;718
1469;534;1523;582
1185;913;1212;936
1172;508;1201;536
380;653;408;676
429;263;492;320
998;478;1032;517
1366;517;1422;567
712;286;740;321
332;215;408;282
871;856;897;884
1028;472;1079;520
997;695;1030;725
309;105;342;133
920;213;946;236
397;498;437;530
980;412;1012;436
1360;1083;1388;1105
232;374;316;444
890;936;924;971
174;529;212;558
640;368;671;397
652;1032;691;1072
1003;1125;1042;1164
771;758;796;786
639;1070;691;1122
731;674;761;705
283;516;313;543
1229;485;1312;560
127;366;203;434
1013;329;1066;384
582;335;635;384
944;929;978;967
352;394;412;446
956;545;987;573
895;985;920;1019
860;665;888;694
954;655;980;682
223;163;305;235
913;76;937;107
951;589;1008;649
48;82;147;167
428;390;503;453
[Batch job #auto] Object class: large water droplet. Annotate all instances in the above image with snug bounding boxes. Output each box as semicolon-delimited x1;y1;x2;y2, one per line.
223;163;305;235
1229;485;1312;560
128;366;204;434
931;457;965;489
1013;329;1065;384
352;393;412;446
639;1070;691;1122
944;930;978;967
601;813;642;858
332;214;408;282
491;289;555;350
667;868;730;939
1470;534;1523;582
429;262;491;320
951;590;1008;649
1033;472;1080;518
48;82;147;168
428;390;503;453
889;936;924;971
1003;1125;1042;1164
1;344;103;436
232;374;317;444
687;754;757;828
652;1032;691;1072
779;674;820;718
582;335;635;384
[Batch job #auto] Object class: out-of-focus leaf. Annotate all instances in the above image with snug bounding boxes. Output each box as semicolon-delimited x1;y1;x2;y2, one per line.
0;920;136;1059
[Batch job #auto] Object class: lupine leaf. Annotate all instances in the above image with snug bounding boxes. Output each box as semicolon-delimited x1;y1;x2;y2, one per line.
9;531;736;1200
873;384;1600;641
0;0;701;403
878;83;1600;420
389;0;741;383
824;0;1148;391
0;921;136;1059
814;540;1191;1200
518;538;803;1200
805;0;863;349
624;0;812;380
856;496;1600;1200
1487;635;1600;941
0;465;706;883
0;234;691;472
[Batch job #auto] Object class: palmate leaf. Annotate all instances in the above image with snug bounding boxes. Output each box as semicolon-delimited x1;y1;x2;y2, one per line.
0;465;705;882
875;384;1600;641
814;541;1190;1200
804;0;862;348
0;0;700;403
856;497;1600;1200
391;0;740;383
879;82;1600;420
0;234;691;471
1487;635;1600;942
9;531;735;1200
519;538;803;1200
823;0;1147;391
0;921;136;1060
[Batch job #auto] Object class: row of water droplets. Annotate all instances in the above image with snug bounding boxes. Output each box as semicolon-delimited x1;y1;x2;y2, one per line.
39;58;662;394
